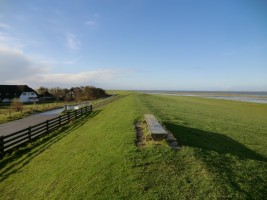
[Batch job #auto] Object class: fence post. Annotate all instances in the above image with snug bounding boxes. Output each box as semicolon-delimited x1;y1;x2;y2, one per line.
46;120;49;132
80;107;83;116
75;110;78;119
0;136;5;158
59;115;61;126
28;126;32;140
90;105;92;111
68;112;70;122
64;105;67;112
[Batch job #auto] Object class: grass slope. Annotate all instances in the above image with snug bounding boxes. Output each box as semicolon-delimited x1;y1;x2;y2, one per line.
0;93;266;199
135;94;267;199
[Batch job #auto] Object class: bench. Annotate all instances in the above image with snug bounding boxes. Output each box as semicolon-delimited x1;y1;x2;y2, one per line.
144;114;168;141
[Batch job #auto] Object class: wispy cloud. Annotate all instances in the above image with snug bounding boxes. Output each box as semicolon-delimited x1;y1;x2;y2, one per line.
0;22;11;29
0;31;40;50
0;46;49;84
36;57;81;65
85;13;99;28
67;33;81;50
63;57;81;65
30;69;119;85
85;20;96;26
222;45;267;57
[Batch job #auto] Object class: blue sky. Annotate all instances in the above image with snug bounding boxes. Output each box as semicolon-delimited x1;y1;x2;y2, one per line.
0;0;266;90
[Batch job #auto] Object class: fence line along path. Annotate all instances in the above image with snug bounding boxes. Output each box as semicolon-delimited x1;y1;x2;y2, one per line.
0;105;92;156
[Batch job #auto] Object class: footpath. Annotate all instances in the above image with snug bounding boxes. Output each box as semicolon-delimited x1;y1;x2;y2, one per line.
0;108;64;136
0;95;120;137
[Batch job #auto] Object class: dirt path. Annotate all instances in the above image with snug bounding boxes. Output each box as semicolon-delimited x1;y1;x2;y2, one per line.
0;108;64;136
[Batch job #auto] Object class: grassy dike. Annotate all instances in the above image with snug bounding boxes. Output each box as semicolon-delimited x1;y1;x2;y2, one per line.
0;92;267;199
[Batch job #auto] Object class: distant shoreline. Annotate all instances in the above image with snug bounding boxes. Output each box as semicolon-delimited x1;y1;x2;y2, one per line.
135;90;267;104
134;90;267;96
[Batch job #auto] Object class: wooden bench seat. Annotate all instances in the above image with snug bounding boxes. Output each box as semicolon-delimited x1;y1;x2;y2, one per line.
144;114;168;141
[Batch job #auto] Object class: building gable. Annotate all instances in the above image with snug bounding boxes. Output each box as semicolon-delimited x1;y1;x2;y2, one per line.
0;85;38;102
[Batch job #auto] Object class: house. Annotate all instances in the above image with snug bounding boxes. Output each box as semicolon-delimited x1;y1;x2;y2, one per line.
0;85;39;103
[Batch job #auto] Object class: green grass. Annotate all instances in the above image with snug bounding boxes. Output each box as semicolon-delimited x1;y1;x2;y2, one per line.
0;92;266;199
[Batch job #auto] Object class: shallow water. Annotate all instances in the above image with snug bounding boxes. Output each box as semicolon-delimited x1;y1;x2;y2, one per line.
139;91;267;104
204;96;267;104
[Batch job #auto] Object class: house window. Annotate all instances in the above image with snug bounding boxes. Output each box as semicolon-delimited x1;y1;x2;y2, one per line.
23;92;26;95
31;92;35;95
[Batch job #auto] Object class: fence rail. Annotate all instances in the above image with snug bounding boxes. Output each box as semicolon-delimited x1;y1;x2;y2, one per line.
0;105;92;156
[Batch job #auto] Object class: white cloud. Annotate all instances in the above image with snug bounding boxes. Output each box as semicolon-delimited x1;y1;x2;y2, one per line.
67;33;80;50
0;32;18;48
0;46;130;88
0;21;132;89
29;69;118;85
0;46;48;79
85;20;96;26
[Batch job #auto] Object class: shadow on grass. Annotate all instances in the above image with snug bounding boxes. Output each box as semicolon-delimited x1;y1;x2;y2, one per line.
164;122;267;161
0;110;102;182
163;122;267;199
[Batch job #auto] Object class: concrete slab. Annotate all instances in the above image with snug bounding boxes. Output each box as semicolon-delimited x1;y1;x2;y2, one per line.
144;114;167;140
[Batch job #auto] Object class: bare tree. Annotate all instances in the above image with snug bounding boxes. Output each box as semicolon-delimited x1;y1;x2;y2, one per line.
49;87;63;101
39;86;108;102
37;86;48;95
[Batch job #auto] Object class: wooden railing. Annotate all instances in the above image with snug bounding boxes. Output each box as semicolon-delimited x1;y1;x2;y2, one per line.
0;105;92;156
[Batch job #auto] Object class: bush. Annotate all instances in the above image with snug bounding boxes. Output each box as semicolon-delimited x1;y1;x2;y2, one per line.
11;98;23;112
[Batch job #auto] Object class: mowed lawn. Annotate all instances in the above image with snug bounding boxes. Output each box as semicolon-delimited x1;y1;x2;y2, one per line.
0;93;267;199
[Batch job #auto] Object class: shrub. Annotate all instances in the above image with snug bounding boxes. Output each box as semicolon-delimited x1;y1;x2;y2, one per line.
11;98;23;112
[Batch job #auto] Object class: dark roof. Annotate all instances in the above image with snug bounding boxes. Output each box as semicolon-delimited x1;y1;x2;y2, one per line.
0;85;37;99
38;91;54;98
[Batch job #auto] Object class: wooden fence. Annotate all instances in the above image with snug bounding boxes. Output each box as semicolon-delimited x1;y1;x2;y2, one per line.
0;105;92;156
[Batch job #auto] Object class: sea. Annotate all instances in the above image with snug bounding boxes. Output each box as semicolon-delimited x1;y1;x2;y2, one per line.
135;90;267;104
